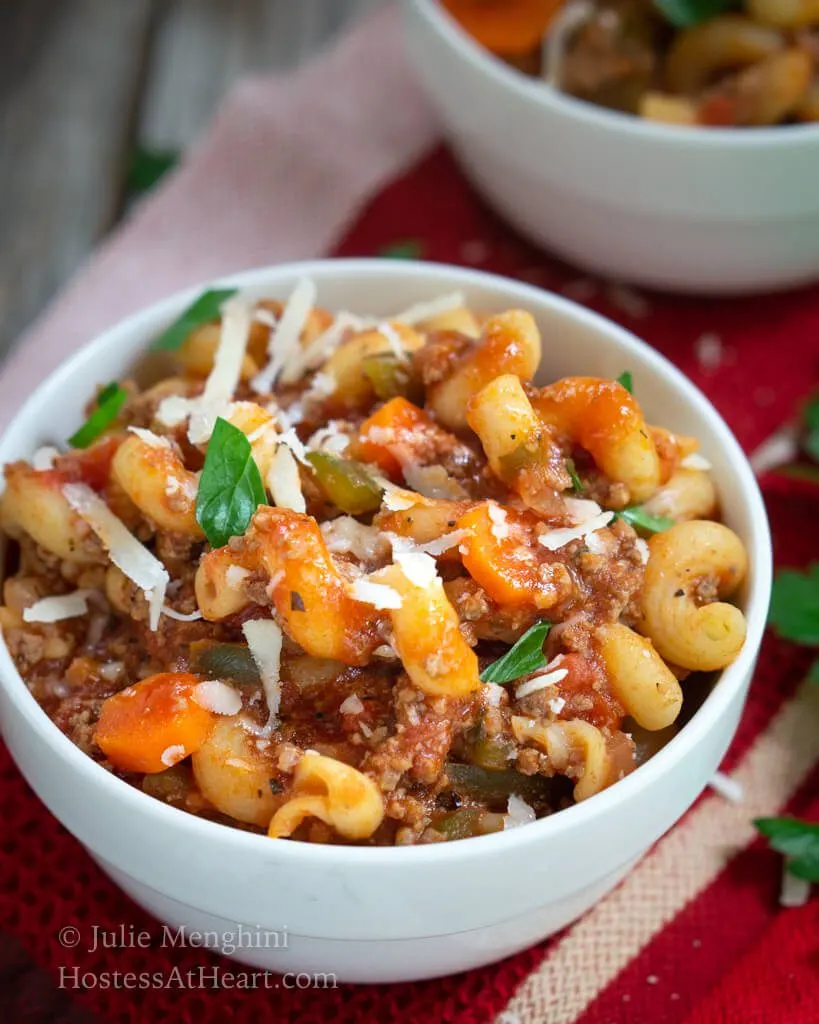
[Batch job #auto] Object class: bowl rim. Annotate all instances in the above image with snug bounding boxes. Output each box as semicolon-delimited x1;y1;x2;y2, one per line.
0;257;773;866
410;0;819;149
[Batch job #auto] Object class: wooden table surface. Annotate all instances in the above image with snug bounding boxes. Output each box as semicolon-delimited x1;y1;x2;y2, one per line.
0;0;384;366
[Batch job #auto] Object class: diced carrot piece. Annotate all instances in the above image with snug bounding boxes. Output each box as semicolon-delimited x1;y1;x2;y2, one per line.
94;672;214;774
457;503;542;606
353;397;435;478
441;0;564;56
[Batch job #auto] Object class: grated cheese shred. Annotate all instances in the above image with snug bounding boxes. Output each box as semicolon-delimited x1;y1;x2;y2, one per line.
62;483;169;630
242;619;283;728
267;444;306;514
539;511;614;551
252;277;317;393
23;589;96;624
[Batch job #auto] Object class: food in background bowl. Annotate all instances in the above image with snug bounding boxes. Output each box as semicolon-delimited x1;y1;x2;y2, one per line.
442;0;819;127
0;277;749;846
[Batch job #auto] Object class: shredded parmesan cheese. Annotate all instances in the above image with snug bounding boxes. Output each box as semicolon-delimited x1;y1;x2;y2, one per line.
389;292;465;326
377;321;408;362
549;696;567;716
254;307;277;328
225;565;251;590
63;483;169;630
267;444;306;514
487;503;510;541
539;511;614;551
394;551;438;589
242;619;283;727
400;462;468;500
305;371;338;399
322;518;388;561
350;579;403;610
482;682;506;708
504;794;536;830
708;770;744;804
564;497;603;525
279;311;361;385
377;478;419;511
193;680;242;716
161;745;186;767
680;452;712;471
307;422;350;455
32;445;60;471
634;538;650;564
23;589;96;623
276;427;310;466
515;667;569;699
339;694;365;715
252;277;317;393
373;644;398;659
584;531;609;555
128;427;171;449
388;530;467;558
156;297;253;444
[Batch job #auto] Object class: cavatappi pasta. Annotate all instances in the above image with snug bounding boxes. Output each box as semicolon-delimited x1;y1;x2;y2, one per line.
0;282;749;845
442;0;819;128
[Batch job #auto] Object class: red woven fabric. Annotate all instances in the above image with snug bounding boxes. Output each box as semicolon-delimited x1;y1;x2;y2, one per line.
1;145;818;1023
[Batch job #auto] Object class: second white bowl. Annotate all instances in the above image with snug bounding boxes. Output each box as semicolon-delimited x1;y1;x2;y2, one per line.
405;0;819;295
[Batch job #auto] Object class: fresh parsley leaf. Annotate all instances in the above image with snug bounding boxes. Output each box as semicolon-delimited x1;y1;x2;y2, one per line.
754;817;819;882
769;564;819;646
152;288;237;352
127;146;179;195
653;0;739;28
616;506;674;534
808;659;819;684
566;458;584;494
480;621;551;684
68;382;128;449
616;371;634;394
801;393;819;464
196;417;266;549
378;239;424;260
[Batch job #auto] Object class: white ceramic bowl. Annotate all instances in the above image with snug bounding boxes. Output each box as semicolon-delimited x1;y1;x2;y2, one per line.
405;0;819;295
0;260;770;983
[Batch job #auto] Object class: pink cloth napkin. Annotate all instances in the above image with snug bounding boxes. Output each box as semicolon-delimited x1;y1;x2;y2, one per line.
0;4;437;428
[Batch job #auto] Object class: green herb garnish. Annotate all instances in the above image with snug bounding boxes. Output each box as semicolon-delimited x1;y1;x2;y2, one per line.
480;621;551;684
152;288;237;352
379;239;424;260
653;0;739;28
754;817;819;882
566;458;584;494
195;417;266;548
68;381;128;449
616;506;674;534
127;146;179;195
769;564;819;647
616;371;634;394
